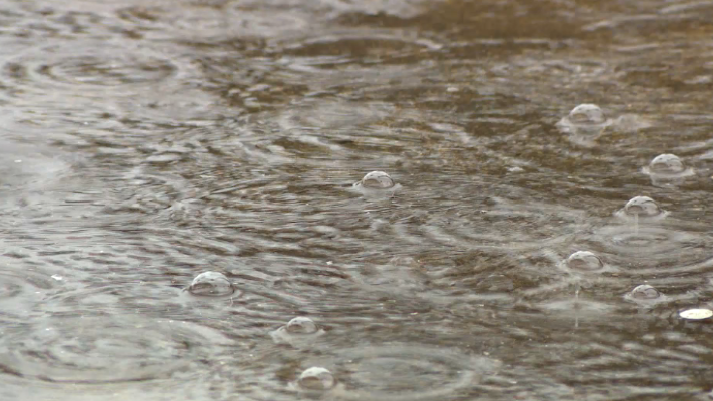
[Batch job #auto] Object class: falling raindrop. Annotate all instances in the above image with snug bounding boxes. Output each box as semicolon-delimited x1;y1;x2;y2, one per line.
298;367;335;390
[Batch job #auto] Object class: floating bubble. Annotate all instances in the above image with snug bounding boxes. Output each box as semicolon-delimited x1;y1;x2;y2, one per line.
679;308;713;320
642;154;694;187
623;284;668;307
649;154;684;174
187;271;235;297
568;104;606;126
270;316;325;346
359;171;395;189
555;104;611;145
615;196;668;222
628;284;662;300
298;367;335;390
565;251;604;272
285;316;318;334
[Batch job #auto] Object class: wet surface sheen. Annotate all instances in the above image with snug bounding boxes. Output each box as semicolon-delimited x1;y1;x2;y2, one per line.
1;0;713;400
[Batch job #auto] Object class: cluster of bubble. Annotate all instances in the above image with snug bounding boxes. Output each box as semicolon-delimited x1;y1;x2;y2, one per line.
185;271;334;388
181;133;710;392
558;104;710;321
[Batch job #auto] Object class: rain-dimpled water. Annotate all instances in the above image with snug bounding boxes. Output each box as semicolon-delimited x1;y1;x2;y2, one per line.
2;0;713;400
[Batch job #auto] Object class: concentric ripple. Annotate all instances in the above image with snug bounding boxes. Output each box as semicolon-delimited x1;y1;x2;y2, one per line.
407;199;587;252
333;345;497;401
0;315;232;384
0;266;55;316
0;42;178;106
583;223;712;273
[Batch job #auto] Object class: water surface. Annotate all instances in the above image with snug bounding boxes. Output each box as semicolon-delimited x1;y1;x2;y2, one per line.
1;0;713;400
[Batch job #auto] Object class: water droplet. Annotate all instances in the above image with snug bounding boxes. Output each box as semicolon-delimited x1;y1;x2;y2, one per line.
623;196;664;218
298;367;335;390
566;251;604;272
568;104;606;126
285;316;318;334
360;171;395;189
649;154;684;174
679;308;713;320
187;271;235;297
629;284;661;300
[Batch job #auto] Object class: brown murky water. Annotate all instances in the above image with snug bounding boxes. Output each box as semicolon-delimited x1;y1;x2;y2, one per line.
1;0;713;400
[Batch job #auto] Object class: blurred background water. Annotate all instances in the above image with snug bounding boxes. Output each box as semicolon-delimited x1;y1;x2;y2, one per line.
1;0;713;400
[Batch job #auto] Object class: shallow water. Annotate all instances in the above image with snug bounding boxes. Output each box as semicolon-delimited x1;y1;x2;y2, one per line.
1;0;713;400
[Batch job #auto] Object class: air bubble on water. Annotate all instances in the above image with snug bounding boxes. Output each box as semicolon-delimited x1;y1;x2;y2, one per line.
569;104;606;126
298;367;335;390
351;170;402;197
624;284;669;306
357;171;395;189
615;196;668;222
286;316;318;334
649;154;684;174
556;103;611;138
565;251;604;272
186;271;235;297
642;153;694;186
630;284;661;300
270;316;325;345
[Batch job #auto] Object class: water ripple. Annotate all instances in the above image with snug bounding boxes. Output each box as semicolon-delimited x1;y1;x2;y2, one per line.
0;314;233;384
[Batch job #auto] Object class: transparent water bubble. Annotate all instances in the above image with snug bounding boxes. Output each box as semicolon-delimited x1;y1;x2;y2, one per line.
624;284;672;307
556;104;611;145
568;104;606;126
623;196;665;218
360;171;395;189
642;154;694;186
285;316;318;334
187;271;235;297
566;251;604;272
298;367;335;390
649;154;684;174
629;284;662;300
270;316;325;346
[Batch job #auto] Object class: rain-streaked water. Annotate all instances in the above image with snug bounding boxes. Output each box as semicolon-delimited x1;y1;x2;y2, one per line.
1;0;713;400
